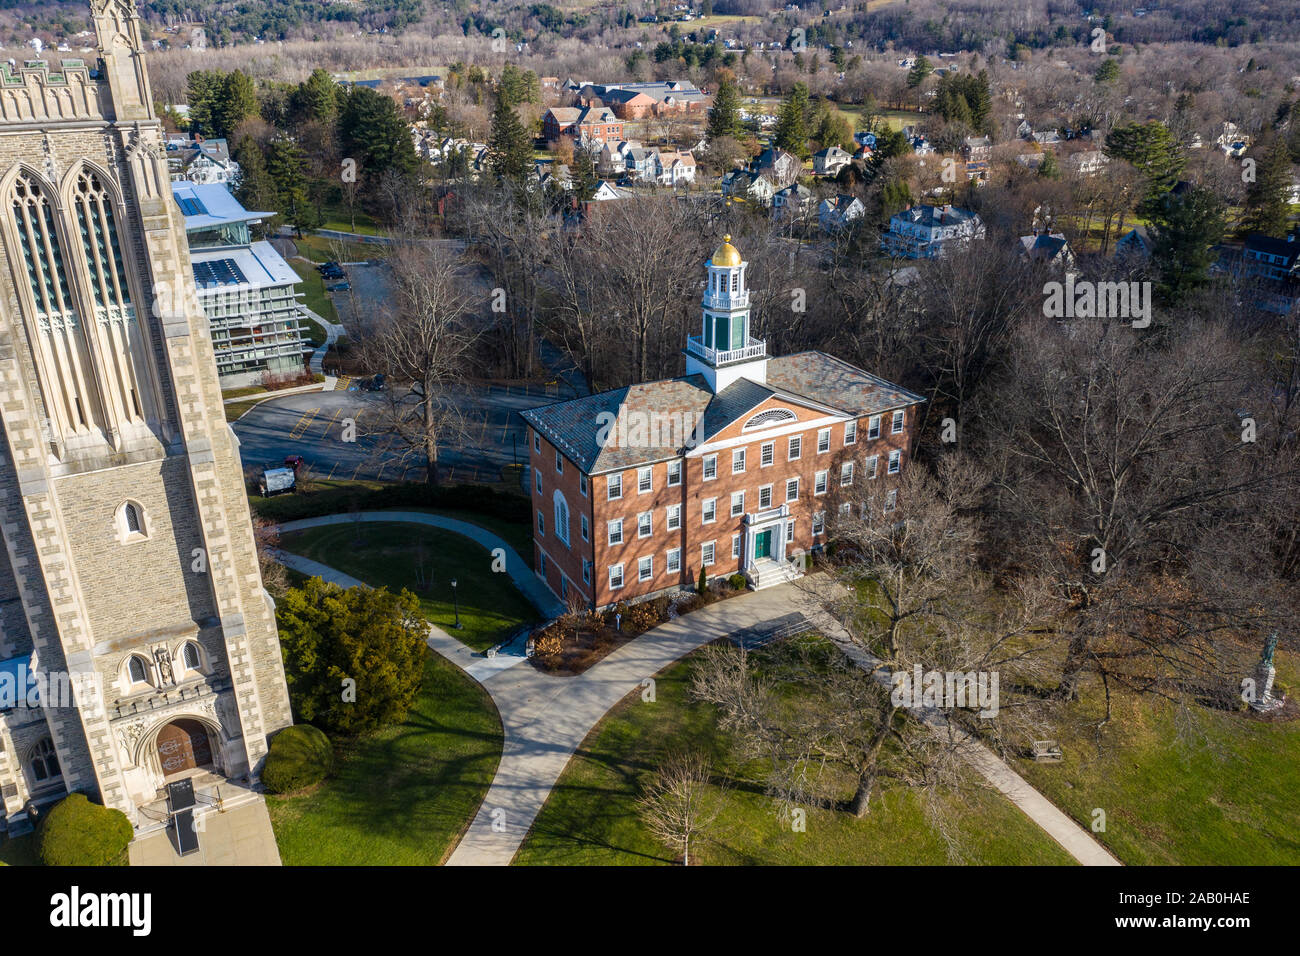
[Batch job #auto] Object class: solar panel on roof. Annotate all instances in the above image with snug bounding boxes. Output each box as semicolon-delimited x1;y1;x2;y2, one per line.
178;196;207;216
192;259;247;288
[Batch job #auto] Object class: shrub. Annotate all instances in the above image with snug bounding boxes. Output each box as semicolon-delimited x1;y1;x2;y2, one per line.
38;794;132;866
277;578;428;735
262;725;335;793
697;567;708;595
728;573;747;591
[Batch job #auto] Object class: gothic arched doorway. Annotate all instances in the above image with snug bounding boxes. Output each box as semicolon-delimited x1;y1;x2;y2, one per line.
156;719;213;777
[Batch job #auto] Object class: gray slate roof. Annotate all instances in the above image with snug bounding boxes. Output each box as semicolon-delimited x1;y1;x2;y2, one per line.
522;351;925;474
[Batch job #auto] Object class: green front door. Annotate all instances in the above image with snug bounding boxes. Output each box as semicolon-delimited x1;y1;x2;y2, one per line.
754;528;772;560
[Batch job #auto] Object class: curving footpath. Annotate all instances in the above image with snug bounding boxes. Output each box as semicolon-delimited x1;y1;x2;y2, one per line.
271;513;1119;867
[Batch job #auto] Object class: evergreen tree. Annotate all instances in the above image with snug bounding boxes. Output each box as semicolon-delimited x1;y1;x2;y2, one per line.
265;136;318;237
906;55;932;89
1105;121;1186;216
773;82;812;159
213;70;259;140
295;68;339;124
1242;139;1294;237
707;76;742;142
1148;185;1227;303
231;136;281;235
1094;58;1120;84
572;145;599;202
487;93;534;188
497;63;540;109
1037;150;1060;179
185;69;225;137
339;85;419;178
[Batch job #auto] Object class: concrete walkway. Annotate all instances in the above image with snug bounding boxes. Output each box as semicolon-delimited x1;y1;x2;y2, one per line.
271;522;1119;866
275;511;565;619
129;797;280;866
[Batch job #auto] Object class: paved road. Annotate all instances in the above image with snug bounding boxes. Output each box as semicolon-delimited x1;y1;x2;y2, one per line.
230;380;562;484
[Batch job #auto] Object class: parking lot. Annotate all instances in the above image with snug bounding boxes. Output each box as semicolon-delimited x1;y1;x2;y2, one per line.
231;379;576;487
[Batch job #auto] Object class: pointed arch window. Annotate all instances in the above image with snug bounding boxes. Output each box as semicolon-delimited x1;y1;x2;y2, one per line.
72;169;135;324
10;170;98;436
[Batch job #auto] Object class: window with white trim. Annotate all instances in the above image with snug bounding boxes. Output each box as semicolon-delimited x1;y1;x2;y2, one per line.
638;511;652;537
732;533;741;559
786;520;795;543
760;442;774;466
844;421;857;445
638;555;653;582
582;559;591;584
553;492;570;546
666;504;681;530
608;518;624;545
703;454;717;480
667;548;681;573
839;501;852;516
841;461;854;486
701;542;716;566
731;491;745;517
885;489;898;512
812;512;825;535
608;474;622;500
732;448;746;473
609;564;625;589
759;485;772;509
535;470;542;494
814;470;827;495
702;498;717;523
534;432;540;453
788;435;801;460
817;428;830;453
537;511;545;535
581;514;589;541
668;460;682;486
888;449;901;474
638;466;653;493
786;478;799;502
556;450;563;473
868;415;881;439
892;409;905;434
867;455;879;479
580;473;588;497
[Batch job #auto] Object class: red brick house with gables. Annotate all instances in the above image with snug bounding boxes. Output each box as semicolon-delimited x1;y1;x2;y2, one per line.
522;235;924;610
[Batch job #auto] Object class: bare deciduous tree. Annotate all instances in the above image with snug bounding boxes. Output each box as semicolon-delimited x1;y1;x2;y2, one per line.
635;750;726;866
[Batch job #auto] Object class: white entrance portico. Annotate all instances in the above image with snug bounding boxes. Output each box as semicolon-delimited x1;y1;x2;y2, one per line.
742;505;801;589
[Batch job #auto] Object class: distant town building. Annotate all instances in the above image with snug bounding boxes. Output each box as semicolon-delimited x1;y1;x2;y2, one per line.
881;204;986;259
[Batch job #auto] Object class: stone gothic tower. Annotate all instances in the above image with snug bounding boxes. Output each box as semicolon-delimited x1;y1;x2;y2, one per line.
683;234;768;393
0;0;291;829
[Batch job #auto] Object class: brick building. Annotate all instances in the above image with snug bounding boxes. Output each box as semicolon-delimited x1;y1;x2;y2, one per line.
522;235;923;610
0;0;291;832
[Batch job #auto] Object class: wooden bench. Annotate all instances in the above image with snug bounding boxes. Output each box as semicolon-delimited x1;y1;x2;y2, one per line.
1032;740;1063;763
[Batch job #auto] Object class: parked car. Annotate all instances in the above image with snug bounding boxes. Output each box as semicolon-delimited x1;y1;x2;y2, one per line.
283;455;305;473
326;282;350;292
360;373;386;391
317;260;340;273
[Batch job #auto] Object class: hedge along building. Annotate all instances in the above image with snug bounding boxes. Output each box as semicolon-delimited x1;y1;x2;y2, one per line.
522;235;925;611
0;0;291;832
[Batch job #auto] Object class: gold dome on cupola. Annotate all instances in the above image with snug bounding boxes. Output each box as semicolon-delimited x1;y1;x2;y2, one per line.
711;234;743;267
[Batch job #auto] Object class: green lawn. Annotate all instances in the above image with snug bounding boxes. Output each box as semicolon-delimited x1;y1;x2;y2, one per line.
1014;659;1300;865
290;260;338;335
515;645;1076;865
279;521;538;652
296;234;385;264
265;649;501;865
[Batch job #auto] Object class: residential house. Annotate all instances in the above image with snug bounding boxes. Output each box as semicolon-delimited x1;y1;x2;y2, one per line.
754;147;801;189
819;194;865;232
881;204;986;259
813;146;852;177
721;169;776;206
772;183;814;220
1242;232;1299;282
522;234;924;609
624;145;659;181
1114;226;1153;259
1066;150;1109;176
962;135;993;162
1018;232;1075;268
655;150;697;186
597;140;641;178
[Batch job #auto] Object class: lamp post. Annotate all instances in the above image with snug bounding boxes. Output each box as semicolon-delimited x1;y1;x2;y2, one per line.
451;578;462;629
